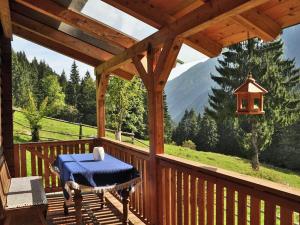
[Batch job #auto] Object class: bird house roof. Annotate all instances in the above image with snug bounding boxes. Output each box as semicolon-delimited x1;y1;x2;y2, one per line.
234;74;268;94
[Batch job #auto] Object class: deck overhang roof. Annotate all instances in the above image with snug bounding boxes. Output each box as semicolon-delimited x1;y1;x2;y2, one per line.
1;0;300;79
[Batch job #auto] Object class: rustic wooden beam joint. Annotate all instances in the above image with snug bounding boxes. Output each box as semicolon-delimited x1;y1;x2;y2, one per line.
96;0;269;75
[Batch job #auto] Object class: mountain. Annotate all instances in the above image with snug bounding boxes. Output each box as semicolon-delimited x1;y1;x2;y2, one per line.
165;58;217;122
166;25;300;122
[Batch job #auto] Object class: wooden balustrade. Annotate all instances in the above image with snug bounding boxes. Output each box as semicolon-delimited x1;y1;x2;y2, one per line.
13;139;95;192
13;138;300;225
98;137;151;224
157;154;300;225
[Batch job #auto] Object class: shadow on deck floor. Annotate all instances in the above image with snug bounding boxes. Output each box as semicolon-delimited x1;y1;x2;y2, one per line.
46;192;146;225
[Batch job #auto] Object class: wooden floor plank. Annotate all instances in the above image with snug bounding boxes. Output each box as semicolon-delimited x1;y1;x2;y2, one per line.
46;192;146;225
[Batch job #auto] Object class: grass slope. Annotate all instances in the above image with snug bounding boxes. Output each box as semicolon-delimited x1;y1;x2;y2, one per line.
13;111;300;189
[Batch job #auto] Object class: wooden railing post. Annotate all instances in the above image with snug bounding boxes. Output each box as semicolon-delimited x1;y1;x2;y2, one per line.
95;70;109;138
0;27;14;176
133;38;182;225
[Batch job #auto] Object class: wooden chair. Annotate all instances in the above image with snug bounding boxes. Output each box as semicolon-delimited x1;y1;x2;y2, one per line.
0;155;48;225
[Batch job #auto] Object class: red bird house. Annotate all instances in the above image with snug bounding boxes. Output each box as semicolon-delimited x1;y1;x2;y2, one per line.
234;73;268;115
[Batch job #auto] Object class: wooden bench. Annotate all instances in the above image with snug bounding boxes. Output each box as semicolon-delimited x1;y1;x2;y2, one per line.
0;155;48;225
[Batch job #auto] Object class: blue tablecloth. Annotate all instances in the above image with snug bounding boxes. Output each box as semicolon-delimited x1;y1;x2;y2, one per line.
53;153;140;198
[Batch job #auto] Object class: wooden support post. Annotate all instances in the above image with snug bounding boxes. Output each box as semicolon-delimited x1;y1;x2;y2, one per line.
134;38;182;225
0;27;14;176
96;70;110;138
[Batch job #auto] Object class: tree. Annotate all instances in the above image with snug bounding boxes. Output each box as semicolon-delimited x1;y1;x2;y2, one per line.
23;92;48;142
195;113;218;151
163;91;173;143
41;74;65;115
106;76;146;141
66;61;80;107
59;70;68;93
77;71;96;125
172;109;198;145
206;38;300;170
12;51;32;107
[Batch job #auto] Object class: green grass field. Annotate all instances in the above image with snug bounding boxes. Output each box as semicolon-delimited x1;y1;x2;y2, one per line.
13;111;300;189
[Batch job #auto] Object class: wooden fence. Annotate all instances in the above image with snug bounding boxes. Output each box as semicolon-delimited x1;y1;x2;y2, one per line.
13;138;300;225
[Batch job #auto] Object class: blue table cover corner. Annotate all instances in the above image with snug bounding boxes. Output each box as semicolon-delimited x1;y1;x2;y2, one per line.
53;153;140;198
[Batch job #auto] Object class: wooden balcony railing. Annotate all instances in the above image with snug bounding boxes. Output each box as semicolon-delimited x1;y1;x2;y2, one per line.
157;154;300;225
99;137;151;223
13;138;300;225
13;139;96;192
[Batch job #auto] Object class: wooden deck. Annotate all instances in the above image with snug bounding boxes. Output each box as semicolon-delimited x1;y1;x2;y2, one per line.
46;192;146;225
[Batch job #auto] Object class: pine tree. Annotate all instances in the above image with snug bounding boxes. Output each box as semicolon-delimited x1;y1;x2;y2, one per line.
59;70;67;93
163;91;173;143
195;113;218;151
172;109;198;145
66;61;80;107
12;51;32;107
206;38;300;170
77;71;96;125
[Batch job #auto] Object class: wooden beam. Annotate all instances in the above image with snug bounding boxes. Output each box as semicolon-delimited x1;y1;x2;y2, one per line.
12;24;134;80
12;24;100;66
11;11;113;60
14;0;136;49
234;10;281;41
132;56;149;89
0;30;14;176
96;0;269;74
185;33;223;57
96;72;110;138
103;0;221;57
0;0;12;38
154;38;183;90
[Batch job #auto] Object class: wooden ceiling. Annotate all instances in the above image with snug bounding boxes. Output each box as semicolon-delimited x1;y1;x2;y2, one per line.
1;0;300;79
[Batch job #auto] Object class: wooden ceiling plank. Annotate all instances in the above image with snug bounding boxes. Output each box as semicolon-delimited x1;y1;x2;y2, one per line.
185;33;222;57
14;0;136;49
96;0;270;74
234;10;281;41
0;0;12;38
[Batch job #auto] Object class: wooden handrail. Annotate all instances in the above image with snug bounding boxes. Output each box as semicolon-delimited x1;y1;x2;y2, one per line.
98;137;150;159
157;154;300;203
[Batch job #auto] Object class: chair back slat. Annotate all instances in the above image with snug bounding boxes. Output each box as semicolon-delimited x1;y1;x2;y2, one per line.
0;155;11;213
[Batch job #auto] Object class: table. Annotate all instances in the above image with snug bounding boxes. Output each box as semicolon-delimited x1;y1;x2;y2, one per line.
52;153;140;225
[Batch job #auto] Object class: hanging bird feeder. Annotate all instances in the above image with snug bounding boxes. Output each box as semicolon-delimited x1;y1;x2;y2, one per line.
234;73;268;115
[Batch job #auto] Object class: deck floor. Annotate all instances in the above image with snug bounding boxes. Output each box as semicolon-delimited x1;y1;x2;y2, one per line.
46;192;146;225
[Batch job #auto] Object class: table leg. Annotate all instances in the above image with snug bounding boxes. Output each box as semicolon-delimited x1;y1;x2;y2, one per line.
122;190;130;225
63;202;69;215
74;189;83;225
97;192;104;209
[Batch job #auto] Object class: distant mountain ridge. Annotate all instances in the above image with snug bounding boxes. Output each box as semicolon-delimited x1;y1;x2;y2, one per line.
166;25;300;122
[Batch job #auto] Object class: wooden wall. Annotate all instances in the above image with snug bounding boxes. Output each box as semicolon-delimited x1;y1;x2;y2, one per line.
0;26;14;176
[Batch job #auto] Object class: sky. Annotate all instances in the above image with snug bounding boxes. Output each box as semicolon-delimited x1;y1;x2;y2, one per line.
11;0;208;80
